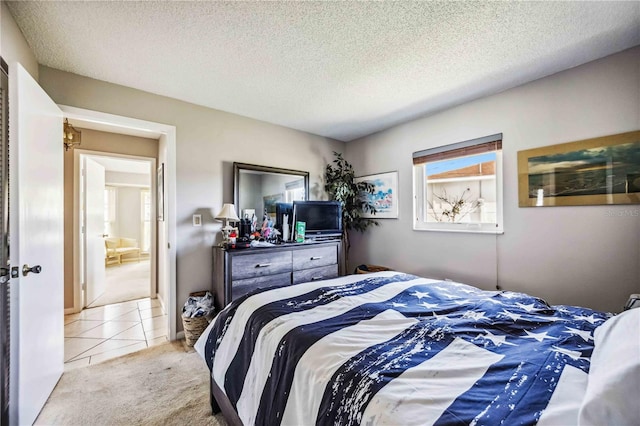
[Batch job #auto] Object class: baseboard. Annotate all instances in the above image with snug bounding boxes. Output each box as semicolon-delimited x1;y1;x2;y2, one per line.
64;306;81;315
156;293;167;313
176;330;185;340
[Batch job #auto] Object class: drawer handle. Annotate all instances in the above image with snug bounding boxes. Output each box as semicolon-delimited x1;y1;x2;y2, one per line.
255;263;272;268
310;276;323;281
310;256;323;260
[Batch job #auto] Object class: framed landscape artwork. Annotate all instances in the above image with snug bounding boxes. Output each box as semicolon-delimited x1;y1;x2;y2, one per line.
355;171;399;218
518;130;640;207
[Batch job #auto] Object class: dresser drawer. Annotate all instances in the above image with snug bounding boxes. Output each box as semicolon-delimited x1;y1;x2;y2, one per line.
231;251;292;280
213;242;343;311
292;264;338;285
292;246;337;271
232;272;291;300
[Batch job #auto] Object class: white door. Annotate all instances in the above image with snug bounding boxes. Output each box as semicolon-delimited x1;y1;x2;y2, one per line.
83;157;106;306
9;64;64;424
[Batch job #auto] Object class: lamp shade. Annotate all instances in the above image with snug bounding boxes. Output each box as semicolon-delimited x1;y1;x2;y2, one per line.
215;203;240;222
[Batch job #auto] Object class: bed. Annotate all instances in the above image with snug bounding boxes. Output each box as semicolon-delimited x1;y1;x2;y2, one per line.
195;271;639;426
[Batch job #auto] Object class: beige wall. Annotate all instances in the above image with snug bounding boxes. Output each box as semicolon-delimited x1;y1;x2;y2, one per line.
10;0;633;316
346;47;640;314
1;2;38;79
106;171;150;187
40;68;345;328
64;128;158;308
115;186;144;243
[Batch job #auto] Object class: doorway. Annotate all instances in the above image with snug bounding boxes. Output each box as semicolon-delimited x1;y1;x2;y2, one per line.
65;147;165;367
60;105;178;343
80;153;155;309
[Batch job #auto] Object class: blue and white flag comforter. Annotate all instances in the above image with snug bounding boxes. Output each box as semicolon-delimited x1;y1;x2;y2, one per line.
197;272;611;426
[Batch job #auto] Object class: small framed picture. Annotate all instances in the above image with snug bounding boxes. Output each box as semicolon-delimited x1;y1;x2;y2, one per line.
354;171;399;218
193;214;202;227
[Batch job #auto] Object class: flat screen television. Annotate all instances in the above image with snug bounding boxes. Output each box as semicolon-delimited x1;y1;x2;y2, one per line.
292;200;342;240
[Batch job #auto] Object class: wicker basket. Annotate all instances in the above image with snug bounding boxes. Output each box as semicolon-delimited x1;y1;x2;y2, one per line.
182;315;209;347
354;264;392;274
182;291;211;347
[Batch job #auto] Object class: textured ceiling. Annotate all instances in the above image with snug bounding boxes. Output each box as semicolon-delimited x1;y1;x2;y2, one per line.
7;1;640;142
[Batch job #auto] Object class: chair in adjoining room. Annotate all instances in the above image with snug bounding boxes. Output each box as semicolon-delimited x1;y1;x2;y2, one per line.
104;237;141;266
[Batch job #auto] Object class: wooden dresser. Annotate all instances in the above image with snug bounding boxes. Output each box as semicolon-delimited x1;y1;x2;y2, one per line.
212;240;342;310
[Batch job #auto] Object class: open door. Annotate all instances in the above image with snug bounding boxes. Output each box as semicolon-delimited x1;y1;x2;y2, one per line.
83;156;106;306
9;64;64;425
1;57;10;426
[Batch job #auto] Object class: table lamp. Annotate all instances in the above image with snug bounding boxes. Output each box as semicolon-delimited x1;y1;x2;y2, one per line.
215;203;240;245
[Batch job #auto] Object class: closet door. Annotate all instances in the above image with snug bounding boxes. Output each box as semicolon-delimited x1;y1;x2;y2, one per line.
9;63;64;426
0;57;9;426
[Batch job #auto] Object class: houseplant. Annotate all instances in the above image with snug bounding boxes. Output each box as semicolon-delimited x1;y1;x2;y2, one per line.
324;152;378;263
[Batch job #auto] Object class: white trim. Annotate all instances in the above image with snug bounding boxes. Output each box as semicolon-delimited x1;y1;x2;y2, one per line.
62;105;178;340
164;131;178;341
72;152;82;313
74;150;157;307
61;105;165;138
412;226;505;235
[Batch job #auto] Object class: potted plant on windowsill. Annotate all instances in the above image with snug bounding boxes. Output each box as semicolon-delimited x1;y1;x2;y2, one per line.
324;152;378;269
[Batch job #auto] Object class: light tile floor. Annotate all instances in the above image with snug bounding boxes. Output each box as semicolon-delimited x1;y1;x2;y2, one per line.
63;297;168;371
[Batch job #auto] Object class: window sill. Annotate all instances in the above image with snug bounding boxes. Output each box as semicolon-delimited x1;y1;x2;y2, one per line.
413;224;504;235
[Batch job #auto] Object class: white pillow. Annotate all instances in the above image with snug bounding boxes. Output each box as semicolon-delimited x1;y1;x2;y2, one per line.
578;308;640;426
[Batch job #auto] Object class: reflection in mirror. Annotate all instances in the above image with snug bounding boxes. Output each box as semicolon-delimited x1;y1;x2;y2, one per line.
233;163;309;223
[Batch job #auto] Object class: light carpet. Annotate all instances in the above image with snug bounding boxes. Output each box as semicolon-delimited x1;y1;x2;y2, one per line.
88;259;151;308
36;341;227;426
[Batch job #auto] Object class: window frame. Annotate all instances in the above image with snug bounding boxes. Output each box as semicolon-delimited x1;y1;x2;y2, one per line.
103;186;117;235
141;189;151;253
413;134;504;234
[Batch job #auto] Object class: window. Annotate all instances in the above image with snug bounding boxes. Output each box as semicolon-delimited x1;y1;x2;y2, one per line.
413;133;503;233
141;189;151;253
284;178;305;203
104;186;116;235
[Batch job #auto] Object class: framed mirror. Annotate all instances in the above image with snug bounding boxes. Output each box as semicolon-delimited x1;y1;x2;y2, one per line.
233;162;309;221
